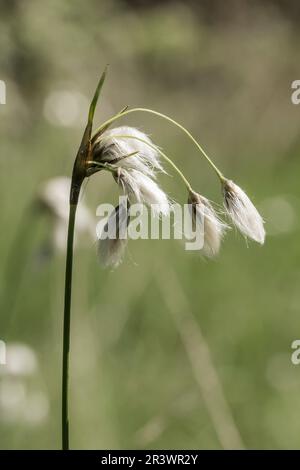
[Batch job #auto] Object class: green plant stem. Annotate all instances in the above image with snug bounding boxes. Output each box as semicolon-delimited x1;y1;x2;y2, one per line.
62;202;77;450
60;69;107;450
92;107;225;181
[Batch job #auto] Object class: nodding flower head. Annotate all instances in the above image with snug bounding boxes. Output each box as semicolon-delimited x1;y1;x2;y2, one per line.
71;73;266;268
115;168;170;216
188;190;228;257
37;177;94;252
92;126;171;266
92;126;164;178
97;199;130;268
222;179;265;244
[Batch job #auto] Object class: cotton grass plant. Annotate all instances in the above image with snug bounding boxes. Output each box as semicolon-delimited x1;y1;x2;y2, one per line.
61;67;265;449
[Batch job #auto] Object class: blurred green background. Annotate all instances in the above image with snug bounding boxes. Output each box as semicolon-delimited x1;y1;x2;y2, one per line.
1;0;300;450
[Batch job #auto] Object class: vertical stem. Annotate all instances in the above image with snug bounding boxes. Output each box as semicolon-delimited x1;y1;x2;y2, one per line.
62;203;77;450
60;68;107;450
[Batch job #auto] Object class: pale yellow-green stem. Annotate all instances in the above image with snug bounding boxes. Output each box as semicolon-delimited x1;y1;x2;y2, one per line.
96;133;194;192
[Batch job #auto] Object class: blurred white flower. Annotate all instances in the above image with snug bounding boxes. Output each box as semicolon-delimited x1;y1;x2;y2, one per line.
0;343;38;377
260;196;296;236
188;191;228;257
223;179;265;244
0;342;49;425
94;127;170;266
0;379;26;422
37;177;95;252
43;90;89;128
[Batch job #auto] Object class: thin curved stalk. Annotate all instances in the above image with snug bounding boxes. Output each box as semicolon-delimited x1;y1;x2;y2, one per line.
62;203;77;450
92;107;225;181
96;133;194;192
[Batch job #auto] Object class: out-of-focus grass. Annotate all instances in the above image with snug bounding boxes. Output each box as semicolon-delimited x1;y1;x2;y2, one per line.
1;0;300;449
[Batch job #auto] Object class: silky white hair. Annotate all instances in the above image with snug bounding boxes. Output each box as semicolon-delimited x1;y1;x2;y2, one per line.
95;128;171;266
116;168;170;216
94;126;164;178
188;191;228;257
223;179;265;244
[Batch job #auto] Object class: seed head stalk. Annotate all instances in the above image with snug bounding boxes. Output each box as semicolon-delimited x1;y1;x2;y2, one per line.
92;107;225;182
95;133;194;191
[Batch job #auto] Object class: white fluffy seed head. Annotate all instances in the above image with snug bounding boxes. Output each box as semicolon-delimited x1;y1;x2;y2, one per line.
188;191;228;257
97;200;129;268
116;168;170;216
93;126;164;178
223;179;265;244
97;235;128;269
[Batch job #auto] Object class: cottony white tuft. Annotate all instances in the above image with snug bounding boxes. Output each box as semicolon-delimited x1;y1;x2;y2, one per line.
188;191;228;257
92;126;164;178
97;200;129;268
116;168;170;216
223;179;265;244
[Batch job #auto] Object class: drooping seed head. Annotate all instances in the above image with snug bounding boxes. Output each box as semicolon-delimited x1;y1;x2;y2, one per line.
222;179;265;244
188;190;228;257
37;177;94;252
115;168;170;216
97;199;130;268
